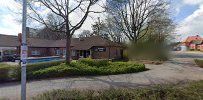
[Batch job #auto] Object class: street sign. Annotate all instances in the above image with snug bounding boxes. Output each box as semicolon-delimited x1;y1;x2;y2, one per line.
21;45;27;66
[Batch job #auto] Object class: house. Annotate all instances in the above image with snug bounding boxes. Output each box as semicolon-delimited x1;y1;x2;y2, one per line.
0;34;19;61
0;34;124;61
25;36;124;60
181;35;203;51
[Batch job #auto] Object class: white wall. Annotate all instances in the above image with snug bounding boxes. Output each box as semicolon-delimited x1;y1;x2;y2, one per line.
180;46;188;51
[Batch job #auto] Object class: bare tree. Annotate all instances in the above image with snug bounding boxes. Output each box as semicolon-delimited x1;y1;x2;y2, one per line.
106;0;167;43
103;16;125;43
78;30;92;38
91;18;110;39
36;27;66;40
25;0;99;64
89;16;125;43
147;8;175;42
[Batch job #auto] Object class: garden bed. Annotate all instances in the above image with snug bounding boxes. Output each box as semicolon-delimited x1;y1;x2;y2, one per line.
0;58;146;82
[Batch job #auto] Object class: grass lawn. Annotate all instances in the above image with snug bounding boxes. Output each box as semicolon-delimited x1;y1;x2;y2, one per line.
195;59;203;68
32;80;203;100
0;58;146;82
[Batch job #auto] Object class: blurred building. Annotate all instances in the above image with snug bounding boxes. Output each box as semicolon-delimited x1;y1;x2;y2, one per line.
180;35;203;51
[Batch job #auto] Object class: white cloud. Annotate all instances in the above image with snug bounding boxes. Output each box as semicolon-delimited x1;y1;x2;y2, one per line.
176;4;203;40
0;14;21;35
0;0;22;35
182;0;203;5
0;0;105;36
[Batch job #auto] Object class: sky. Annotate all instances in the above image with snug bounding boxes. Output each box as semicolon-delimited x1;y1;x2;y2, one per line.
0;0;203;41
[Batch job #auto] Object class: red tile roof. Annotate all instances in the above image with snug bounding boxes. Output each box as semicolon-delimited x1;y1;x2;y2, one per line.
183;35;203;43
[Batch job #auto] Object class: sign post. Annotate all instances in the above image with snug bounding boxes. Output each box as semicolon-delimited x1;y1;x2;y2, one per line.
21;0;27;100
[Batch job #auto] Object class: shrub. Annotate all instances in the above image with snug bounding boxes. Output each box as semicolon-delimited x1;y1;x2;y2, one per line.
0;64;12;82
30;62;145;79
31;64;78;79
105;62;145;74
0;61;64;82
0;64;19;82
194;59;203;68
26;60;65;72
0;61;146;82
78;58;109;67
33;81;203;100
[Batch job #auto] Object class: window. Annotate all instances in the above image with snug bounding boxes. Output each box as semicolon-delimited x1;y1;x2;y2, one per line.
72;50;76;56
31;50;40;56
79;51;83;56
3;50;14;56
63;50;66;55
56;50;61;55
62;50;75;56
116;49;118;56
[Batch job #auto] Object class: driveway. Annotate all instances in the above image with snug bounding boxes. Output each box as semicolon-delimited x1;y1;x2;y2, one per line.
0;51;203;99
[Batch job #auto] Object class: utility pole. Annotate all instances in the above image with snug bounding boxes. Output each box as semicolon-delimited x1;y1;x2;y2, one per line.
21;0;27;100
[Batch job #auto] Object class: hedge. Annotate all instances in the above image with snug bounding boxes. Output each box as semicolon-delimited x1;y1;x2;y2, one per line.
0;59;146;82
32;81;203;100
0;64;18;82
31;61;146;79
195;59;203;68
78;58;109;67
0;60;65;83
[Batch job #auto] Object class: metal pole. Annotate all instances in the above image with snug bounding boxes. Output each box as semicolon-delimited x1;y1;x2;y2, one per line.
21;0;27;100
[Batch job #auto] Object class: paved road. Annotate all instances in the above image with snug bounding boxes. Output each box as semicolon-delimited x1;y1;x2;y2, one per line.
0;51;203;100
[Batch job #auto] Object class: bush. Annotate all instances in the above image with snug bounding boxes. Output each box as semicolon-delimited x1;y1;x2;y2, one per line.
32;81;203;100
0;60;146;82
31;62;145;79
27;60;65;72
78;58;109;67
0;61;64;83
195;59;203;68
128;35;170;61
0;64;12;82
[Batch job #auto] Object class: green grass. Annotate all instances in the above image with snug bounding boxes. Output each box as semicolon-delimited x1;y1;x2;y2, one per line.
195;59;203;68
32;81;203;100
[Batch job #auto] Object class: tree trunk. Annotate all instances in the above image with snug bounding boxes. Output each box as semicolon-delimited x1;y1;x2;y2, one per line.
65;32;71;64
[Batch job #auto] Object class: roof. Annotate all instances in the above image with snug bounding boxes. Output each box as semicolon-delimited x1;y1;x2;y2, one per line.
28;36;122;49
0;34;19;47
0;34;122;50
191;40;203;45
27;38;68;47
71;36;122;50
183;35;203;43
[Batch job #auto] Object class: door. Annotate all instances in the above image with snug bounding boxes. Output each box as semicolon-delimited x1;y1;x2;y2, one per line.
0;49;2;61
120;49;124;59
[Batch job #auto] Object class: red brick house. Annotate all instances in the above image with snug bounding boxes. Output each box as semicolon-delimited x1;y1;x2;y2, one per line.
0;34;19;61
181;35;203;51
0;34;124;61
